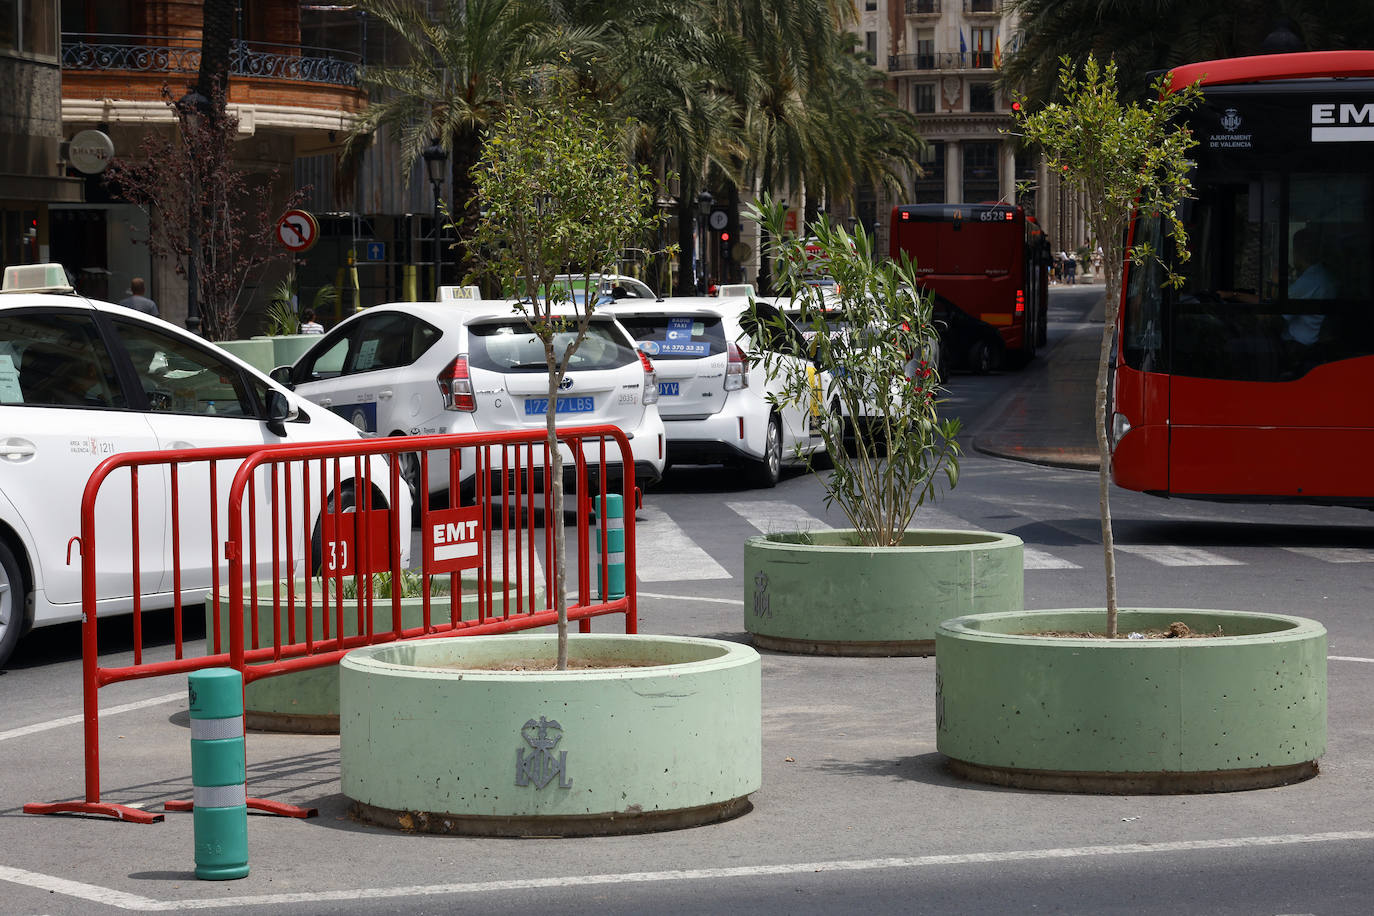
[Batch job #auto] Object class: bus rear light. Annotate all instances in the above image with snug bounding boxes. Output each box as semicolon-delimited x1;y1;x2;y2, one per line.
638;350;659;405
725;342;748;391
1015;289;1025;313
437;355;476;412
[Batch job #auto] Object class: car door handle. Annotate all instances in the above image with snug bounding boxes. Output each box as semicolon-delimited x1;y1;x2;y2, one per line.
378;389;394;400
0;438;36;461
318;397;333;407
165;441;197;451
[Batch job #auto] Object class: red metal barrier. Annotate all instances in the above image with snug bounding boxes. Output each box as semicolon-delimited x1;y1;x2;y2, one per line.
24;425;638;824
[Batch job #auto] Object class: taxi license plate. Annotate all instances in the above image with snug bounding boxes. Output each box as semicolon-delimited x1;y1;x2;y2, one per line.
525;396;594;415
658;381;680;397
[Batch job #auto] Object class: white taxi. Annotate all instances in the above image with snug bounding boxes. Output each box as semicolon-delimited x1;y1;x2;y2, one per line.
605;296;828;487
272;300;666;506
0;265;407;669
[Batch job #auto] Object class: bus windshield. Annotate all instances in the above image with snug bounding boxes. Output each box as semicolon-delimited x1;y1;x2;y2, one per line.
1128;85;1374;382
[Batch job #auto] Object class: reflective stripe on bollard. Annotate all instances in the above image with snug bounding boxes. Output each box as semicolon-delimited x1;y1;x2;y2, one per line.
594;494;626;600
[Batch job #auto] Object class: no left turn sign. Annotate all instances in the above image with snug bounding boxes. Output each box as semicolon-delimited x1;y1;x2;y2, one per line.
277;209;319;253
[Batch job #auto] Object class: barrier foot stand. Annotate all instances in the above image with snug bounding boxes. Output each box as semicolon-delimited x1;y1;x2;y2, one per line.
164;797;318;819
24;800;165;824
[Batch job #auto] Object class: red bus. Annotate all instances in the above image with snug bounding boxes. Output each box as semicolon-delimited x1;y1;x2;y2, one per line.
889;203;1051;366
1113;51;1374;506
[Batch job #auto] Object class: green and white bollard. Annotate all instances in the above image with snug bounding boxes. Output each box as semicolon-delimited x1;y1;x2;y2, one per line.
594;494;625;600
188;668;249;880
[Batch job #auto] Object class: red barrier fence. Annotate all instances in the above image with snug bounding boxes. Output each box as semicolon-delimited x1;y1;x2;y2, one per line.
24;425;638;824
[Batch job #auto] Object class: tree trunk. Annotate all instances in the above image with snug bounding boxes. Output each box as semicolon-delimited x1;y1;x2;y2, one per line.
1097;259;1120;637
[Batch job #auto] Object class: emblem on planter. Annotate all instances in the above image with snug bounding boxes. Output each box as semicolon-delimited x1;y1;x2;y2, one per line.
753;570;771;618
516;716;572;790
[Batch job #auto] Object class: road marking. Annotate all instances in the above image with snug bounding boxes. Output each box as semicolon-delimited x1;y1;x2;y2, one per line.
1283;547;1374;564
1113;544;1244;566
1330;656;1374;663
1024;547;1081;570
640;591;741;605
0;692;183;743
5;831;1374;910
634;504;730;581
725;500;832;535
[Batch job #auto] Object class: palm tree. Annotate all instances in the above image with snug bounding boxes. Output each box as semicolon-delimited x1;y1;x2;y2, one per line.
1004;0;1374;103
345;0;606;277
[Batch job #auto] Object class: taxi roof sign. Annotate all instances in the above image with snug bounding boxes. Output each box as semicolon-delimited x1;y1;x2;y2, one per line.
1;263;73;294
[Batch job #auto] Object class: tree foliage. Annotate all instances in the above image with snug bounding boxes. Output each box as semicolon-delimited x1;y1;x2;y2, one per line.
468;80;662;668
103;81;305;340
1013;55;1200;636
750;196;960;547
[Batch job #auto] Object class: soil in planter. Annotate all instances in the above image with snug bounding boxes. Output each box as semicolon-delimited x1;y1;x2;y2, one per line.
432;657;665;671
1033;622;1224;639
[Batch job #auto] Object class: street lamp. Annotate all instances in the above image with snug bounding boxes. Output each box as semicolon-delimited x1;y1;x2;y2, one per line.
422;139;448;300
696;190;714;295
179;88;210;334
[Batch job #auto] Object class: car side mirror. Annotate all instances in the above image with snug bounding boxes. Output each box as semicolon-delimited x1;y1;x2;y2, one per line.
265;388;297;436
269;365;294;387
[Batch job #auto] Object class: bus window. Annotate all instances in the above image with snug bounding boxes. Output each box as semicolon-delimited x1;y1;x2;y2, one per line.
1122;215;1164;372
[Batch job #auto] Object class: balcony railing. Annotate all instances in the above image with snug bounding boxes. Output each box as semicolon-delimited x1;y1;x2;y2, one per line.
61;34;360;87
905;0;941;14
964;0;1002;14
888;51;995;72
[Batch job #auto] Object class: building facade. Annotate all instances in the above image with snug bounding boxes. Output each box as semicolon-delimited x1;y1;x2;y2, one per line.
857;0;1087;256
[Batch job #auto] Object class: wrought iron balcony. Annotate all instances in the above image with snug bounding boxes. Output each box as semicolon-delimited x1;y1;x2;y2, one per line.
888;51;995;72
905;0;941;14
61;34;360;87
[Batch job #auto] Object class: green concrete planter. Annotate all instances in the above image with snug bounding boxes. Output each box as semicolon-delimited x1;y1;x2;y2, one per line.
213;338;276;374
340;633;761;837
936;608;1327;793
253;334;319;371
206;575;531;733
743;529;1023;656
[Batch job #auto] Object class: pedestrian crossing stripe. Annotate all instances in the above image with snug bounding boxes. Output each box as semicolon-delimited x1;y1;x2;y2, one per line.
1024;547;1080;570
1112;544;1244;567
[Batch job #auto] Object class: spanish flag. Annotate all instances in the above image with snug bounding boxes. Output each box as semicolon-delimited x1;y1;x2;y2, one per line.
993;35;1002;69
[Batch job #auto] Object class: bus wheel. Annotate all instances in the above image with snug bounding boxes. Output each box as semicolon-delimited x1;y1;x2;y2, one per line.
968;340;995;375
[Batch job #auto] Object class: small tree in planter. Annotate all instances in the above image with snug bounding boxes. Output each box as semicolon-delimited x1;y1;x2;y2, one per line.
739;198;1024;657
1013;54;1201;636
749;196;961;545
467;80;661;670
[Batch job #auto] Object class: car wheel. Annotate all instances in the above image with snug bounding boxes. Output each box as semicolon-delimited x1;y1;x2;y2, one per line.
396;448;424;520
750;415;782;488
0;540;28;669
968;340;993;375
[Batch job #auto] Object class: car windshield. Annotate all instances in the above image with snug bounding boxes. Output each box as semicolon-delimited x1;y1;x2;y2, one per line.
466;319;640;373
616;314;729;360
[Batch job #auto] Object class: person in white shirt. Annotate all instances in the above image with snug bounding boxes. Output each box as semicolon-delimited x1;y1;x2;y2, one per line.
299;307;324;334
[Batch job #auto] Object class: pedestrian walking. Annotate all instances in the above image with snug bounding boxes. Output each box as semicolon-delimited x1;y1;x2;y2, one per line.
1065;254;1077;285
119;277;159;317
299;308;324;334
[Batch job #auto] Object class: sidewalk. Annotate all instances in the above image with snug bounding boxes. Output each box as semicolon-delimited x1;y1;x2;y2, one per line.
971;289;1103;470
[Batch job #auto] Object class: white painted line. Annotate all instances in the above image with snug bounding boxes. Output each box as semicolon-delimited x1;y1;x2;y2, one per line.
6;831;1374;910
725;500;832;535
634;505;730;582
1329;656;1374;663
640;591;741;606
0;692;183;743
1023;547;1080;570
1283;547;1374;564
1114;544;1244;566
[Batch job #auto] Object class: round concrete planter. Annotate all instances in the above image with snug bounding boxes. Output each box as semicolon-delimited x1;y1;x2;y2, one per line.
743;529;1023;656
340;633;761;837
206;575;532;733
936;609;1327;793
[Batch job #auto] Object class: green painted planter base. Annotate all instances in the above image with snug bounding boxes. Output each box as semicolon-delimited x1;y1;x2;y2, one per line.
750;634;933;657
348;795;752;838
944;757;1319;795
744;529;1023;657
936;609;1327;794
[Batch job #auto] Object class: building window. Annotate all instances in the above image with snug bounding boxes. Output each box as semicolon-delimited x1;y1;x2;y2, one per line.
1015;147;1038;211
915;142;945;204
969;82;995;113
866;0;877;9
913;83;935;114
915;28;934;69
865;31;877;65
962;140;1000;202
1;0;57;57
970;27;994;68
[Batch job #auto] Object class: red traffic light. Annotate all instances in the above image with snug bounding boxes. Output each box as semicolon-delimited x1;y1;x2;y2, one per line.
721;231;731;242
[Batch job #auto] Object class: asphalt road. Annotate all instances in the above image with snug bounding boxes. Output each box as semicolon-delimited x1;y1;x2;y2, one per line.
4;284;1374;914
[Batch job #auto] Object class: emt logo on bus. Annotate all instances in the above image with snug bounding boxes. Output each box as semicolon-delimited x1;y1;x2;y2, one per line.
1311;103;1374;142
